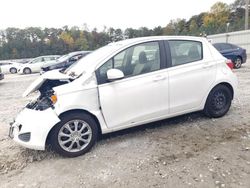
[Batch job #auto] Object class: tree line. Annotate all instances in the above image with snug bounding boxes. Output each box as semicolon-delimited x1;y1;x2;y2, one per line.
0;0;249;60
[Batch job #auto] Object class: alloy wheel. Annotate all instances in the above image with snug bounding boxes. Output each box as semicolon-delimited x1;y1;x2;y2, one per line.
58;120;92;153
234;58;242;69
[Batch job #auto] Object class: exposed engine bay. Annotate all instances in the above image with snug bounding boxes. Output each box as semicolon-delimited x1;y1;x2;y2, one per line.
26;79;69;111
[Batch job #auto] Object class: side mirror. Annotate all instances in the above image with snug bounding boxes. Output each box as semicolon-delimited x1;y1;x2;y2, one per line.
107;69;124;81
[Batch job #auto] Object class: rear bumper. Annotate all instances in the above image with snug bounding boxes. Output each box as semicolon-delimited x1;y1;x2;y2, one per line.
9;108;60;150
242;54;247;64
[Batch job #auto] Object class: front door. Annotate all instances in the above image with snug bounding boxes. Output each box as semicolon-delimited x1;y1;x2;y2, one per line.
96;41;169;129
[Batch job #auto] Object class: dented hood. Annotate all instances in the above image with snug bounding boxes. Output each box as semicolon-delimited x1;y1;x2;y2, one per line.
22;70;71;97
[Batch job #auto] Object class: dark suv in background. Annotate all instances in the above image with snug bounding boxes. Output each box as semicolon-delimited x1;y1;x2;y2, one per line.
41;51;91;73
213;43;247;69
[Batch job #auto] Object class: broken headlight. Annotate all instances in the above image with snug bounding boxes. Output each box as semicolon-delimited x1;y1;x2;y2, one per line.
26;90;55;111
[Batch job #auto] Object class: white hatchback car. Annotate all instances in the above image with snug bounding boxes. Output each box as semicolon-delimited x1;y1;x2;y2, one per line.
10;36;237;157
0;62;22;74
18;55;60;74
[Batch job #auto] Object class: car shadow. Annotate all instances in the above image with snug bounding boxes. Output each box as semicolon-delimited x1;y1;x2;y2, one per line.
0;82;6;86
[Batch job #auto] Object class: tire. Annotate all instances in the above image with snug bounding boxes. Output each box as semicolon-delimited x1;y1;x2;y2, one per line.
204;85;232;118
23;68;31;74
50;112;98;157
234;57;242;69
9;67;17;74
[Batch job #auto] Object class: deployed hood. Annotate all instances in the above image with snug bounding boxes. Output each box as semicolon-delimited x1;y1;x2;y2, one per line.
23;70;71;97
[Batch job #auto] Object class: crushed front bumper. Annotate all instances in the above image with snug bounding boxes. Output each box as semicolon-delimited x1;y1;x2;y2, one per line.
9;107;60;150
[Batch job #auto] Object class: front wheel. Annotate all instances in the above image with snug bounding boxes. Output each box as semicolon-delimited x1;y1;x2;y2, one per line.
204;85;232;118
23;67;31;74
10;67;17;74
50;112;99;157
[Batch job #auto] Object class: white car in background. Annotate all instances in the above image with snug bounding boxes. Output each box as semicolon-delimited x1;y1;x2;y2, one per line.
18;55;60;74
0;62;23;74
10;36;237;157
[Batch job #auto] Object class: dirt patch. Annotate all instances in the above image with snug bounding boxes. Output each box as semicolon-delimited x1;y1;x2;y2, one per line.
0;63;250;187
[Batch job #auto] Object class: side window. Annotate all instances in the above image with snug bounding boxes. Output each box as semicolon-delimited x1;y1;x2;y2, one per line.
30;58;42;64
230;44;239;49
70;54;82;62
220;43;232;50
96;42;160;85
43;57;51;61
168;40;202;67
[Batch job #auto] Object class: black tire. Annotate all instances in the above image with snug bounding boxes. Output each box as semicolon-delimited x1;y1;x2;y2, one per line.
234;57;242;69
50;112;98;157
23;67;31;74
204;85;232;118
9;67;17;74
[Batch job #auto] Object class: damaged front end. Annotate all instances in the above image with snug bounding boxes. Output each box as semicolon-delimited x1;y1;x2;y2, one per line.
26;79;68;111
9;70;73;150
23;70;73;111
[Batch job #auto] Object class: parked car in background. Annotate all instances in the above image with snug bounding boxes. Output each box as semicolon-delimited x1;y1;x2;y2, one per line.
10;36;237;157
18;55;60;74
41;51;91;74
213;43;247;69
0;66;4;80
0;62;23;74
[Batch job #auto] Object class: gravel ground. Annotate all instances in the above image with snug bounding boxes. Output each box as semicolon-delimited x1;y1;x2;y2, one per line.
0;62;250;188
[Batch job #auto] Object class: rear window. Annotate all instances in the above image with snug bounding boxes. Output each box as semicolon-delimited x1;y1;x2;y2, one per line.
213;43;221;51
168;40;203;67
220;43;232;50
214;43;235;51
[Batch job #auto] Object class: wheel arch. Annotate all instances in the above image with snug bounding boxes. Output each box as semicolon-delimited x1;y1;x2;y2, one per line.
45;109;102;146
218;82;234;99
23;67;31;73
9;67;17;73
236;55;242;61
201;81;235;109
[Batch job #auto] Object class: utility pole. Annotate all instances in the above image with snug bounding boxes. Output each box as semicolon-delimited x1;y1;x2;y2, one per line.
246;0;249;30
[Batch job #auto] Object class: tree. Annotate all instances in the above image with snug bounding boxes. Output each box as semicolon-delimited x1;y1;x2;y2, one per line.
59;31;74;51
203;2;230;34
75;31;89;50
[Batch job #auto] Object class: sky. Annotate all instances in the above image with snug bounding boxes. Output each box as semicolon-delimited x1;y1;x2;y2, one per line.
0;0;236;30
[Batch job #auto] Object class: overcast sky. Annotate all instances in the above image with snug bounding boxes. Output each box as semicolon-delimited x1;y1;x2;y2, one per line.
0;0;235;30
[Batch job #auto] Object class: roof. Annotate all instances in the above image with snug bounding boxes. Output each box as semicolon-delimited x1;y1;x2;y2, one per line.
67;36;209;78
110;36;206;47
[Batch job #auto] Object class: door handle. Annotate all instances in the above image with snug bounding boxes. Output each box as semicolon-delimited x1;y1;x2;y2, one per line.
153;75;166;82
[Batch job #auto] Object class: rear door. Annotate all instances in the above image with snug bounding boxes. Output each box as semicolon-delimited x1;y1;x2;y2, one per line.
29;57;44;72
166;40;217;114
96;41;170;129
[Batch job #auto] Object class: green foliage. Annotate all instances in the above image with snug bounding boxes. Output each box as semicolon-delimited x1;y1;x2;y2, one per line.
0;0;249;60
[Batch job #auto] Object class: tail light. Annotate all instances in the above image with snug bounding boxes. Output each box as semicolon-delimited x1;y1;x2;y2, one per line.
226;59;234;70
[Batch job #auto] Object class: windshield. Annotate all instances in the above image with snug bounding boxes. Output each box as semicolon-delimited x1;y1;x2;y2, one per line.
57;54;70;62
64;44;122;77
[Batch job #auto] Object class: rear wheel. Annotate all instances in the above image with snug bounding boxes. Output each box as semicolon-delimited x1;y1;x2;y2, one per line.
204;85;232;118
23;67;31;74
234;57;242;69
50;112;98;157
9;67;17;74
